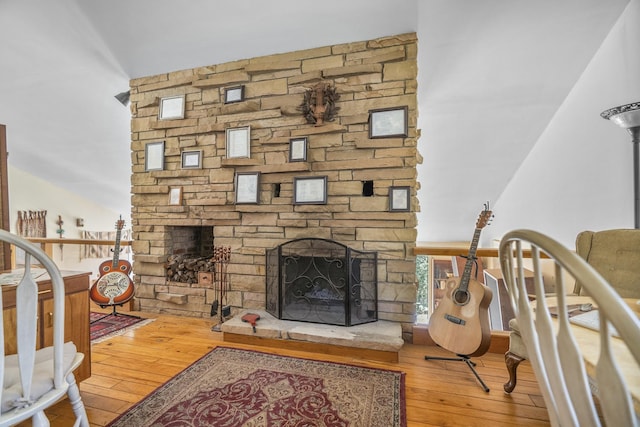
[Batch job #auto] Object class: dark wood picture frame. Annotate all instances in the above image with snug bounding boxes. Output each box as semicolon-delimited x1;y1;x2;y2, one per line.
389;186;410;211
225;85;245;104
293;176;327;205
369;106;408;138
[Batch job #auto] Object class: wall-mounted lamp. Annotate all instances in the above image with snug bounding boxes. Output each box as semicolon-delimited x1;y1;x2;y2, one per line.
114;90;130;107
601;101;640;228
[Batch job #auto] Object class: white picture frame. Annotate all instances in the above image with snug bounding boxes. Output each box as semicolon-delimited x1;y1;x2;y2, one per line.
181;150;202;169
159;95;185;120
293;176;327;205
168;187;183;206
235;172;260;204
144;141;165;171
369;106;408;138
226;126;251;159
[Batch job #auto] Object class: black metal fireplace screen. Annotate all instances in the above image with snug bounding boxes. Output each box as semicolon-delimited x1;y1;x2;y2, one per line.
266;238;378;326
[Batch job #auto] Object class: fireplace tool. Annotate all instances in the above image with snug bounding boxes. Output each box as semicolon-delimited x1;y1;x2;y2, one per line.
211;246;231;332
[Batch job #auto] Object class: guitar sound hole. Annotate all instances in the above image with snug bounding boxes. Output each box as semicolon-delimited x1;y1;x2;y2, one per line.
102;266;109;272
452;289;470;305
120;265;127;271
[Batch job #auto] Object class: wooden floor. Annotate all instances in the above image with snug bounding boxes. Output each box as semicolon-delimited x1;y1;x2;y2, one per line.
24;310;550;427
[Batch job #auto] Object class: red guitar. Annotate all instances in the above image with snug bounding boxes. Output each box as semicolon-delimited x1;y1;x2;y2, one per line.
89;217;134;307
428;205;494;357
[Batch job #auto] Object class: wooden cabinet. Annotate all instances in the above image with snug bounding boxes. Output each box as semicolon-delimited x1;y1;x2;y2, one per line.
2;271;91;382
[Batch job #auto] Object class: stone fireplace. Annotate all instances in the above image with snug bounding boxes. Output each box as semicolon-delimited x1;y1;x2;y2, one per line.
266;238;377;326
129;33;420;341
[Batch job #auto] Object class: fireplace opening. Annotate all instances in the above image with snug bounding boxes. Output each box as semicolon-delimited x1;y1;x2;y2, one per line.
165;226;215;283
266;238;377;326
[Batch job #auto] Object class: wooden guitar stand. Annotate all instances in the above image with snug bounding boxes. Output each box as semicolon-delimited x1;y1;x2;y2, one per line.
424;354;490;392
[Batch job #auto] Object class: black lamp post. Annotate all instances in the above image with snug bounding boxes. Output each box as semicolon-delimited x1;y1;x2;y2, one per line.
601;102;640;229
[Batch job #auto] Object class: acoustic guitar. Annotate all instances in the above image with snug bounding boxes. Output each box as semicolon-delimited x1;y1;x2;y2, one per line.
89;216;134;307
428;205;494;357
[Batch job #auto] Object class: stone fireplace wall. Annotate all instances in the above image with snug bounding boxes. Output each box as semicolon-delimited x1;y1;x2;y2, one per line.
129;33;420;341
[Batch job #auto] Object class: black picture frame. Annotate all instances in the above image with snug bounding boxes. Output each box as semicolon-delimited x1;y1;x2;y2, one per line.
369;106;408;138
389;186;410;212
225;85;245;104
235;172;260;204
293;176;327;205
289;137;308;162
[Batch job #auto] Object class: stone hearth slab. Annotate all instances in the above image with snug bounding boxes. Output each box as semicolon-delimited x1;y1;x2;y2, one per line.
220;310;404;352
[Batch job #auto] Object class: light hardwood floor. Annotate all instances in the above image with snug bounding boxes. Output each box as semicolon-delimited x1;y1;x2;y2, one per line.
27;310;550;427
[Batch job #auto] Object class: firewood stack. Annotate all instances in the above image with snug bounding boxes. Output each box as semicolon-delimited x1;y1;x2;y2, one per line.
166;255;215;283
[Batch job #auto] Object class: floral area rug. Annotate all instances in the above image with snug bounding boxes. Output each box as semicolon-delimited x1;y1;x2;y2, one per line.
107;346;406;427
90;312;153;343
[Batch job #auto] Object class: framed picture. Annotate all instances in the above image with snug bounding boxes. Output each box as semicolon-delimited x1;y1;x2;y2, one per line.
168;187;183;206
235;172;260;204
225;85;245;104
181;150;202;169
144;141;165;171
389;186;410;212
369;106;408;138
158;95;185;120
226;126;251;159
293;176;327;205
289;137;307;162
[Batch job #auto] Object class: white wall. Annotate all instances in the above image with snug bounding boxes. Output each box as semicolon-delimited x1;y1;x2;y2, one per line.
8;165;131;281
486;0;640;248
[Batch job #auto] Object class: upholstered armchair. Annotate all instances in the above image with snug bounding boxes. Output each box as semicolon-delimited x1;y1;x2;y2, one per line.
503;228;640;393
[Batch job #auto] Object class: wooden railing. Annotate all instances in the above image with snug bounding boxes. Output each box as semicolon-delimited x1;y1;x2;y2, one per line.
413;242;547;259
25;238;132;260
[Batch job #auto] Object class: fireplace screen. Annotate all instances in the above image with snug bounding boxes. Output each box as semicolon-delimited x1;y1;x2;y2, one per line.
266;238;377;326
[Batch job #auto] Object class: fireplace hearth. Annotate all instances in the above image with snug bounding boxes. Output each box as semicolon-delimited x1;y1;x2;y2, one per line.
266;238;377;327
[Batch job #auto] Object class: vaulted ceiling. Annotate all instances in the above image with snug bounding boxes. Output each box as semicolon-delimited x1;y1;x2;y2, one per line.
0;0;629;240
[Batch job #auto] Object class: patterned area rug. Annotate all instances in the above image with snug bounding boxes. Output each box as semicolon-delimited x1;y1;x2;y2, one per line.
90;312;153;343
107;346;406;427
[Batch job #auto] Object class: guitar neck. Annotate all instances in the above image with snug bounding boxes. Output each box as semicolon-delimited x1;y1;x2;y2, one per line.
459;227;482;291
112;229;122;267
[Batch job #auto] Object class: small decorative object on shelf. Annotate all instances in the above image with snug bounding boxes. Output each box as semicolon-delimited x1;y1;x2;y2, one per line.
300;81;340;126
56;215;64;260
